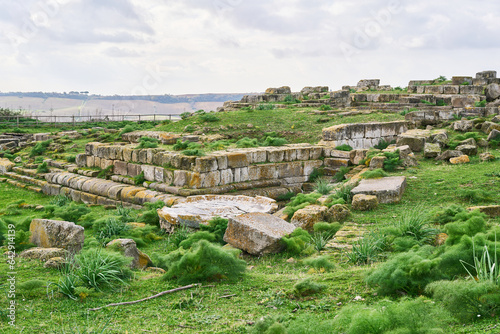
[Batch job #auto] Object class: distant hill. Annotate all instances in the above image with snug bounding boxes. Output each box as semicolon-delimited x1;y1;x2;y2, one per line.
0;92;252;117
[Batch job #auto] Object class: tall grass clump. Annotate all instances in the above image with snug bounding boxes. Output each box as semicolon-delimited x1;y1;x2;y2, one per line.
30;139;52;157
136;137;159;149
313;178;334;195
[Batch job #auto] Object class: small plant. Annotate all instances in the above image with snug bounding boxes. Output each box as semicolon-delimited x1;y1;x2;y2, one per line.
283;193;322;218
373;139;392;150
283;94;300;104
52;202;91;223
262;136;287;147
461;81;470;85
199;113;220;122
36;161;50;173
335;144;353;151
434;75;447;83
458;188;494;204
333;166;349;183
308;167;324;182
346;233;384;265
276;192;295;201
319;104;332;111
420;99;435;106
361;168;388;179
182;148;205;156
382;150;401;172
394;206;439;245
119;124;137;135
331;184;354;204
475;100;487;107
436;99;447;106
293;278;326;297
303;255;335;271
133;171;145;186
256;103;275;110
180;112;192;120
460;234;498;285
310;231;335;252
313;178;334;195
65;155;76;163
97;165;113;179
281;228;313;255
136;137;159;149
94;216;131;245
30;139;52;157
236;137;259;148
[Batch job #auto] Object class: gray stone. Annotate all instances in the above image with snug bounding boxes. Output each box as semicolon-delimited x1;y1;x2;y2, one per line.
106;239;153;269
453;120;474;132
290;205;328;232
456;144;477;156
436;150;464;161
485;83;500;102
19;247;69;261
29;219;84;254
326;204;350;223
265;86;291;94
487;129;500;141
369;156;386;170
352;194;378;211
492;115;500;123
424;143;442;158
223;212;295;255
351;176;407;204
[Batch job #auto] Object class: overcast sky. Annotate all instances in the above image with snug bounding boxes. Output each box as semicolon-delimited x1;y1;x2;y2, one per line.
0;0;499;95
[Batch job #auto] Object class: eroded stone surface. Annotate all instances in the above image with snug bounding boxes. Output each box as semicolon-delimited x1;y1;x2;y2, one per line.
107;238;153;269
290;205;328;232
157;195;278;231
19;247;68;261
29;219;84;254
223;212;295;255
351;176;407;204
352;194;378;211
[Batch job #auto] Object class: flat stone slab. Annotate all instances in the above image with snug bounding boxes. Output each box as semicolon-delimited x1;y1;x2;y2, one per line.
157;195;278;231
351;176;407;204
224;212;295;255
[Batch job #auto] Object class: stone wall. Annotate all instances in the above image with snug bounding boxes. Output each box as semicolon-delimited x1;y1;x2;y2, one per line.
321;121;408;149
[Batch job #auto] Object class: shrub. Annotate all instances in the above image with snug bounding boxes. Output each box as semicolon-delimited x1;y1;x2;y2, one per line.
429;204;466;225
333;166;350;183
182;148;205;156
30;139;52;157
199;217;228;244
283;94;300;104
262;136;287;146
0;218;7;246
179;231;216;249
330;184;354;204
361;168;388;179
52;202;90;223
303;255;335;271
382;150;401;171
133;171;145;186
293;278;326;297
65;155;76;163
94;216;131;245
256;103;275;110
277;192;296;202
136;137;159;149
393;206;439;245
319;104;332;111
313;178;334;195
444;209;487;246
206;140;231;151
334;144;352;151
162;240;246;284
236;137;259;148
73;249;132;291
199;113;220;122
281;228;312;255
119;124;136;135
180;112;192;120
97;165;113;179
308;167;324;182
173;139;189;151
313;222;341;235
36;161;50;173
426;280;500;322
458;188;495;204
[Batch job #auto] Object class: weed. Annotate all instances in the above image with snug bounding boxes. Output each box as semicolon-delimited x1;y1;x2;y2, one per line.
310;231;335;252
283;193;322;218
182;148;205;156
313;178;334;195
30;139;52;157
36;161;50;173
361;168;388;179
346;233;384;265
236;137;259;148
136;137;159;149
97;165;113;179
303;255;335;271
262;136;287;146
180;112;192;120
334;144;353;151
281;228;313;255
319;104;332;111
475;100;487;107
293;278;326;297
256;103;275;110
133;171;145;186
199;113;220;122
283;94;300;104
94;216;131;245
308;167;324;182
333;166;350;183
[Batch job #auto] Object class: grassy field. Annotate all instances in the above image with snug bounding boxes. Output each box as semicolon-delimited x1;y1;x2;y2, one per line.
1;107;500;333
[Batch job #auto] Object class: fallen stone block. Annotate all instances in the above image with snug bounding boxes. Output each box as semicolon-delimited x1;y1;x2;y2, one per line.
290;205;328;232
223;212;295;255
351;176;407;204
435;150;464;161
19;247;69;261
487;129;500;141
453;120;474;132
0;158;15;174
107;239;153;269
455;144;477;156
29;219;84;254
424;143;441;159
352;194;378;211
327;204;351;222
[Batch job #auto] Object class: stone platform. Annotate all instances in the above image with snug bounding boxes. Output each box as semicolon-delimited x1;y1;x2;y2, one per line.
351;176;407;204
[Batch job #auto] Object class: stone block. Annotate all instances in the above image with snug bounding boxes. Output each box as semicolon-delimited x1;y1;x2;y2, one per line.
424;85;443;94
266;148;285;163
224;212;295;255
424;143;442;158
234;167;249;183
352;194;378;211
369;156;386;169
0;158;15;174
194;156;218;173
122;147;133;162
452;76;473;85
325;158;349;169
141;165;156;182
249;164;278;181
442;85;460;94
351;176;407;204
303;160;323;176
227;152;249;168
201;171;221;188
277;162;303;178
290;205;328;232
453;120;474;132
456;144;477;156
485;83;500;102
80;192;98;204
114;160;128;176
173;170;189;187
468;205;500;217
350;149;368;165
487;129;500;141
450;155;470;164
106;239;152;269
30;219;84;254
220;169;234;185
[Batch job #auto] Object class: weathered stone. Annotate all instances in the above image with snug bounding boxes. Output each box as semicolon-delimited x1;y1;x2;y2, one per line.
44;257;66;269
479;152;496;162
487;129;500;141
424;143;441;158
350;149;368;165
114;160;128;176
369;156;386;170
0;158;15;174
157;195;278;230
106;239;153;269
352;194;378;211
452;76;473;85
326;204;350;223
265;86;291;95
450;155;470;164
19;247;68;261
351;176;406;204
227;152;248;168
436;150;464;161
194;156;218;173
468;205;500;217
453;120;474;132
485;83;500;102
223;212;295;255
455;144;477;156
29;219;84;254
290;205;328;232
396;134;425;152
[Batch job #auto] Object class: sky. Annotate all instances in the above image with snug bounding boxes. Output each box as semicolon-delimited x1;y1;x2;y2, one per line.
0;0;499;95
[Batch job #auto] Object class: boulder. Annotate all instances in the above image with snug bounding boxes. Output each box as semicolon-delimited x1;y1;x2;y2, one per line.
351;194;378;211
459;138;477;146
29;219;84;254
479;152;495;162
223;212;296;255
450;155;470;164
0;158;15;174
326;204;351;223
351;176;407;204
485;83;500;102
106;239;153;269
424;143;441;159
452;120;474;132
369;156;386;170
396;134;425;152
265;86;291;95
19;247;68;261
290;205;328;232
435;150;463;161
487;129;500;141
44;257;66;269
455;144;477;156
350;149;368;165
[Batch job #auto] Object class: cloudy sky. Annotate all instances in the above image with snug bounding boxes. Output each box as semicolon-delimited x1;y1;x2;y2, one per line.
0;0;499;95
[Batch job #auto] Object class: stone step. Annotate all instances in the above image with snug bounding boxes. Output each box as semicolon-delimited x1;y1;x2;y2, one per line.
3;171;47;188
5;178;43;193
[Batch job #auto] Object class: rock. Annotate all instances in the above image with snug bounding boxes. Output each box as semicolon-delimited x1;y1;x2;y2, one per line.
459;138;477;146
369;156;386;170
29;219;84;254
487;129;500;141
450;155;470;164
290;205;328;232
485;83;500;102
477;139;489;148
145;267;166;274
106;239;153;269
19;247;68;261
435;233;448;246
351;194;378;211
424;143;441;158
326;204;350;223
0;158;15;174
351;176;407;204
265;86;291;95
480;152;496;162
350;149;368;165
157;195;278;231
223;212;296;255
35;205;45;211
14;156;22;163
44;257;66;269
492;115;500;123
453;120;474;132
455;144;477;156
468;205;500;217
396;134;425;152
431;133;448;148
435;150;464;161
286;257;296;263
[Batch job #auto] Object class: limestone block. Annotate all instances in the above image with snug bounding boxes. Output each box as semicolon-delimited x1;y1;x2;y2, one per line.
0;158;15;174
194;156;218;173
248;164;278;181
479;152;495;162
443;85;460;94
351;176;406;204
146;149;156;164
485;83;500;102
396;135;425;152
131;150;139;163
468;205;500;217
173;170;189;187
487;129;500;141
267;148;285;163
122;147;133;162
227;152;249;168
201;170;221;188
141;165;156;182
424;85;443;94
114;160;128;176
234;167;249;183
277;162;303;178
424;143;442;159
85;142;103;156
75;154;87;167
107;239;153;269
303;160;324;176
450;155;470;164
100;159;114;170
323;148;351;159
435;150;464;161
138;149;148;164
326;204;350;223
369;156;386;170
30;219;84;254
291;205;328;232
86;155;95;167
352;194;378;211
220;169;234;185
163;169;174;184
19;247;68;261
224;212;295;255
350;149;368;165
325;158;350;169
248;149;267;164
127;163;142;177
309;147;323;160
459;85;483;95
154;167;165;183
453;120;474;132
80;192;98;204
120;186;147;203
456;145;477;156
107;185;128;200
452;76;473;85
